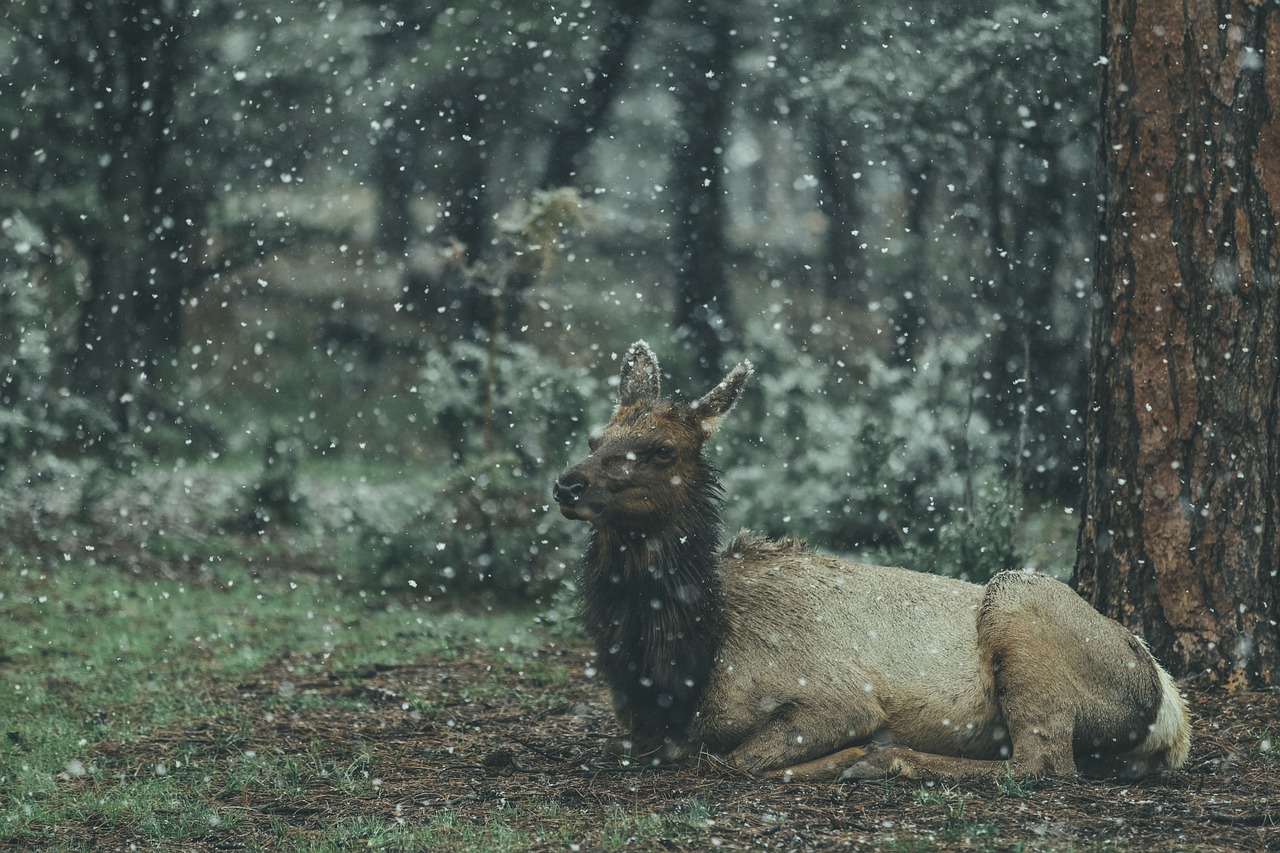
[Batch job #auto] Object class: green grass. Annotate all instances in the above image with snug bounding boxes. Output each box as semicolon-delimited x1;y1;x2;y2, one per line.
0;544;717;851
600;798;714;850
39;779;242;843
0;553;548;847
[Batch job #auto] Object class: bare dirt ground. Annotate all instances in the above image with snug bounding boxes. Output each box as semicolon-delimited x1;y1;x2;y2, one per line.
36;638;1280;852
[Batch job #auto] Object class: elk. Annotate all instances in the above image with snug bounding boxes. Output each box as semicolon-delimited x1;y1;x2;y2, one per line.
552;341;1191;781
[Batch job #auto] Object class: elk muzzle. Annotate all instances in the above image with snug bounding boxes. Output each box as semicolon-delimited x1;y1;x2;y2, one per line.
553;470;597;520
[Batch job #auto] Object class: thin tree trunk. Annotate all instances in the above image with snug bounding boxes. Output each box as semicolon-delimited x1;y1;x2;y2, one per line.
69;242;138;438
64;0;198;431
372;122;417;259
813;103;867;302
670;1;736;383
541;0;655;190
434;91;495;339
889;162;932;366
1075;0;1280;688
366;4;454;260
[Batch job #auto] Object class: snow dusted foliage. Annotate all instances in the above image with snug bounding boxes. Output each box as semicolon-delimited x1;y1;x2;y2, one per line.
0;218;49;470
376;331;1025;596
718;328;1023;581
371;331;1019;598
417;339;604;470
355;339;608;600
230;427;310;533
0;215;111;478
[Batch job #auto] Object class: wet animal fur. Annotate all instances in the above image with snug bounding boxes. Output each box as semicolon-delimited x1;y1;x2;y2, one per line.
579;471;726;748
553;341;1191;780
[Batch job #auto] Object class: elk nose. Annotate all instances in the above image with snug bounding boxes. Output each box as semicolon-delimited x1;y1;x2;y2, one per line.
553;472;588;505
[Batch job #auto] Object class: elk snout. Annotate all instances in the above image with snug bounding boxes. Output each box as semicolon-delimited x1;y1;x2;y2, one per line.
554;471;588;503
554;470;595;519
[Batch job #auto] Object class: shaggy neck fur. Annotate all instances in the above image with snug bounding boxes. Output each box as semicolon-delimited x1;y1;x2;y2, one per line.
580;461;728;745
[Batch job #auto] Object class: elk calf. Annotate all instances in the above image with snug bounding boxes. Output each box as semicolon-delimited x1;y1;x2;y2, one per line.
553;341;1190;781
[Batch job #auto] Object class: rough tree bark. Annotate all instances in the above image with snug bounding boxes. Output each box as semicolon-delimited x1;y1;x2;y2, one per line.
1075;0;1280;688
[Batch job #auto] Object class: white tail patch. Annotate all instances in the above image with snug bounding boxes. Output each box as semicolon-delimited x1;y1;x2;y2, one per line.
1134;663;1191;769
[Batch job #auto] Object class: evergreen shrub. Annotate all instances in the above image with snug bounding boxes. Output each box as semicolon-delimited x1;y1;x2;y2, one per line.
0;214;114;481
355;339;606;600
719;326;1025;581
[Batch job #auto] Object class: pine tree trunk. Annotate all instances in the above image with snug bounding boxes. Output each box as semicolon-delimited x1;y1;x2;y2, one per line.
61;0;198;437
1075;0;1280;688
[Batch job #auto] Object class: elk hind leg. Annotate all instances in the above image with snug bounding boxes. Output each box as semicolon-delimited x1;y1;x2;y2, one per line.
975;570;1140;777
838;746;1023;780
843;574;1097;781
826;716;1076;780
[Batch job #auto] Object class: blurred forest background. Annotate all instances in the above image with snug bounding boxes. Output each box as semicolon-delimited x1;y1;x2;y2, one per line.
1;0;1099;601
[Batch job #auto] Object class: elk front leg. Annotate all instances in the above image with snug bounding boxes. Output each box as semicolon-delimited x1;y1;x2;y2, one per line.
767;745;872;781
770;731;1068;782
836;745;1066;780
726;701;886;777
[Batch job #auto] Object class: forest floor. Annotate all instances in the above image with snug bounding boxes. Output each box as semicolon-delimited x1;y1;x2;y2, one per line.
11;623;1280;850
3;516;1278;851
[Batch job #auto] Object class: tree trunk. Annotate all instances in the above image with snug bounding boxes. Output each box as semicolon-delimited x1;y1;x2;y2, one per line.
888;162;933;366
432;90;495;339
59;0;200;436
371;119;417;261
366;7;452;262
813;103;867;302
670;1;736;383
541;0;655;190
135;235;193;394
69;241;139;439
1075;0;1280;688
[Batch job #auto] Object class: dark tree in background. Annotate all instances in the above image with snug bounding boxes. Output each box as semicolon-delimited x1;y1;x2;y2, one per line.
366;1;454;263
541;0;657;191
2;0;356;444
670;0;737;383
9;0;204;435
1077;0;1280;688
812;99;868;301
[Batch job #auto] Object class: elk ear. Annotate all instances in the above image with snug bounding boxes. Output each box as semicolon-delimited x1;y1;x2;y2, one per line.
617;340;661;409
693;360;753;437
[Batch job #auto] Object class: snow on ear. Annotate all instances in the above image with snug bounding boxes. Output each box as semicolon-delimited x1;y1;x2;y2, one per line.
693;360;753;437
617;340;661;409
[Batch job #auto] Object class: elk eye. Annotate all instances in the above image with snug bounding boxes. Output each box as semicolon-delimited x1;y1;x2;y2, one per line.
654;445;677;461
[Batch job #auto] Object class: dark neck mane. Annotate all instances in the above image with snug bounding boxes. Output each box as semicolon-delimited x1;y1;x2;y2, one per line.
580;464;728;744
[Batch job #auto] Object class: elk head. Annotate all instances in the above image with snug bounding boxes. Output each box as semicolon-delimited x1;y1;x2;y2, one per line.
553;341;752;532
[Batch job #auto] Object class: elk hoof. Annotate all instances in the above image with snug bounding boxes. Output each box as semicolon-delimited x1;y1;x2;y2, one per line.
840;747;908;781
